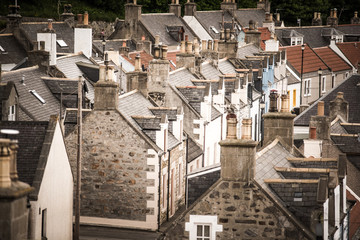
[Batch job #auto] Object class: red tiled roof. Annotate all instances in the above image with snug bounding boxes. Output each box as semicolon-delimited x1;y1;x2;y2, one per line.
347;190;360;239
314;46;352;72
122;51;154;70
337;42;360;68
281;44;328;74
244;27;272;50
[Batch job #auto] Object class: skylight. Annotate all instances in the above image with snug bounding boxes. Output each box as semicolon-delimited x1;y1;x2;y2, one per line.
30;90;46;104
169;60;176;68
57;40;68;48
0;45;5;52
210;26;219;34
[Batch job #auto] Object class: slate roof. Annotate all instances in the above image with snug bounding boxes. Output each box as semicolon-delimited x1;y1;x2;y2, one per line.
237;43;260;59
233;9;266;28
182;16;213;41
314;46;352;72
218;59;236;74
0;81;16;100
194;11;235;39
336;42;360;68
168;68;197;87
0;34;27;66
20;22;74;53
281;44;328;75
187;136;203;163
42;78;79;108
149;108;178;121
295;74;360;126
0;121;49;187
0;66;61;121
76;62;100;83
118;90;180;150
201;62;220;80
140;13;197;47
337;24;360;42
331;135;360;154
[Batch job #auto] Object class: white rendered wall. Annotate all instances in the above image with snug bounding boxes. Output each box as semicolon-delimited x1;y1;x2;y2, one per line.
74;28;92;58
32;121;73;240
37;32;57;65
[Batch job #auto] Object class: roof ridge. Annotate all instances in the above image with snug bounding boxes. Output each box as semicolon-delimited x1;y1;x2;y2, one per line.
1;65;39;75
57;52;84;60
119;89;138;99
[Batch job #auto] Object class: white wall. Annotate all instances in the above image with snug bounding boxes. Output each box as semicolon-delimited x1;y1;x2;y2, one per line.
203;117;222;167
74;28;92;58
249;99;260;141
31;121;73;240
37;32;57;66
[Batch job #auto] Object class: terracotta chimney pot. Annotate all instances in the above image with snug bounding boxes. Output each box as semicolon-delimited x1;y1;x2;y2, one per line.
186;41;193;54
185;35;189;42
47;19;53;30
241;118;252;140
337;92;344;99
269;90;279;112
280;94;289;112
276;13;280;21
77;14;83;25
83;11;89;25
310;127;316;139
180;41;186;53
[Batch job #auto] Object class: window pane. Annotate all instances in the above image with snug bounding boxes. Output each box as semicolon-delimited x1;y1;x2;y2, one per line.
204;225;210;237
197;225;202;236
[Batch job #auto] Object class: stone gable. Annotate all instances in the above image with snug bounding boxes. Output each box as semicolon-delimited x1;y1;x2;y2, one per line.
165;180;310;239
65;110;154;221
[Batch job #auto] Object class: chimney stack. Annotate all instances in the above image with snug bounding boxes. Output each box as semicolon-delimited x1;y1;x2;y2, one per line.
74;12;92;58
309;101;330;140
94;65;119;110
312;11;322;26
134;54;141;71
169;0;181;17
329;92;349;122
245;20;261;47
184;0;196;16
220;117;258;182
263;91;296;150
327;8;338;27
60;4;74;22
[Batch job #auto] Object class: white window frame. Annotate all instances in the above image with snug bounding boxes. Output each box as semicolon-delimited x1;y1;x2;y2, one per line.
185;215;223;240
334;35;343;43
321;76;326;93
8;105;16;121
291;37;303;46
304;78;311;96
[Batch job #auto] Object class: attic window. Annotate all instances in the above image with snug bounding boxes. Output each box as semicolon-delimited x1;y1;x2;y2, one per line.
30;90;46;104
210;26;219;34
57;40;68;48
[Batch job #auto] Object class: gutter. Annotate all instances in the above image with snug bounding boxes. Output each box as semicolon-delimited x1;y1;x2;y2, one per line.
185;133;189;208
166;150;171;221
157;151;164;231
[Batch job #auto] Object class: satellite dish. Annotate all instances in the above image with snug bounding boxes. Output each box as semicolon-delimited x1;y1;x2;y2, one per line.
0;129;19;135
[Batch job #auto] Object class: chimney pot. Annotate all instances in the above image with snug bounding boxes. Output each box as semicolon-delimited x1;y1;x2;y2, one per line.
154;47;160;58
276;13;280;21
47;19;53;30
318;101;325;116
135;54;141;71
280;94;290;112
185;35;189;42
241;118;252;140
9;140;18;181
310;127;316;139
226;112;238;139
77;14;83;25
161;45;168;60
337;92;344;99
225;28;231;40
180;41;186;53
314;12;317;19
213;39;219;52
355;11;358;18
0;139;12;188
155;35;160;46
333;8;337;18
83;11;89;25
207;40;213;50
269;90;279;112
186;41;193;54
201;40;207;51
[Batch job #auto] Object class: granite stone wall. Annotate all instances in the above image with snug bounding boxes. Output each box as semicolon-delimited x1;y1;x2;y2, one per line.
65;110;154;221
165;180;310;239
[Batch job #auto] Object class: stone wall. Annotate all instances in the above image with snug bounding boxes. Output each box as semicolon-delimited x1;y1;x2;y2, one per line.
65;110;154;221
165;180;310;239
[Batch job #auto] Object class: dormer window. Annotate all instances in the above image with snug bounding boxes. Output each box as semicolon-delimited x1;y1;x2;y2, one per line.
291;37;303;46
8;105;16;121
334;35;343;43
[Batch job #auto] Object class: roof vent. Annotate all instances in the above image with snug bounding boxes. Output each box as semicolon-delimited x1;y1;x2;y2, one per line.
29;90;46;104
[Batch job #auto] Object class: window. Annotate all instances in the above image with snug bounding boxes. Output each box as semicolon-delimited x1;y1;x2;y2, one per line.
41;209;47;239
332;75;335;88
197;224;211;240
291;37;303;46
345;72;349;79
304;78;311;96
334;35;343;43
8;105;16;121
185;215;223;240
56;39;68;48
322;76;326;93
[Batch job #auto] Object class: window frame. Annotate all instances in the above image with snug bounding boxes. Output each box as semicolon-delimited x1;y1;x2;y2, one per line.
321;76;326;93
304;78;311;96
8;105;16;121
196;224;211;240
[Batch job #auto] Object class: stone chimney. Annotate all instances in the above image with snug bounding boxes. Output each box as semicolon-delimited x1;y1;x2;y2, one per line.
263;90;296;150
119;41;130;57
147;46;170;96
6;5;22;32
123;0;142;39
257;0;271;12
0;138;33;240
274;12;283;27
351;11;360;25
37;19;56;66
309;101;330;140
329;92;349;122
327;8;338;27
312;12;322;26
184;0;196;16
126;54;148;95
263;12;275;33
94;63;119;110
219;117;258;182
245;20;261;48
74;12;92;58
176;37;196;72
169;0;181;17
60;4;74;23
221;0;237;11
28;41;51;71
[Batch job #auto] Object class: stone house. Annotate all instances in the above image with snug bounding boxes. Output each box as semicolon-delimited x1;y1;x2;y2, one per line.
0;81;19;121
65;63;187;230
0;116;74;240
